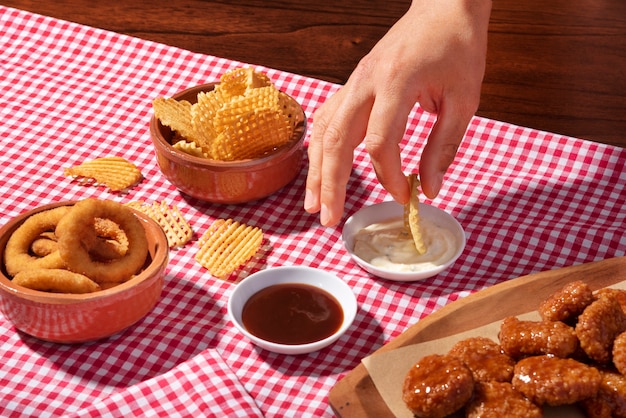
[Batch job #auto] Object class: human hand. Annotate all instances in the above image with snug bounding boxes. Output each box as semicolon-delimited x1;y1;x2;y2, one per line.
304;0;492;226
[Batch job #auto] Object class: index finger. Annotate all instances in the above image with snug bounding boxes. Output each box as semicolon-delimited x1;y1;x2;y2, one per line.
306;87;372;226
364;89;417;205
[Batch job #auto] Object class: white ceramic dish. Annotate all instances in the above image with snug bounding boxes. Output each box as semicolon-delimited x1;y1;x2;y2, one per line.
227;266;358;355
342;201;466;281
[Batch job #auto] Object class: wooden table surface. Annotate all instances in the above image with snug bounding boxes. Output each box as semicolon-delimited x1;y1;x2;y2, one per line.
5;0;625;147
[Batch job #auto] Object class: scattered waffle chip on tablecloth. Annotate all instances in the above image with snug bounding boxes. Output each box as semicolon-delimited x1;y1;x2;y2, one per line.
126;200;193;248
195;218;263;278
64;156;143;192
404;173;426;254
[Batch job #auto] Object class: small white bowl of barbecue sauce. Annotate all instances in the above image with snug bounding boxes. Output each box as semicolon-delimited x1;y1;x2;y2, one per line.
227;266;357;355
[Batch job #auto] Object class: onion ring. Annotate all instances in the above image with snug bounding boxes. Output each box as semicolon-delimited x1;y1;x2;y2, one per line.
4;207;70;276
12;268;101;294
30;232;59;257
26;219;128;260
55;199;148;284
88;218;129;260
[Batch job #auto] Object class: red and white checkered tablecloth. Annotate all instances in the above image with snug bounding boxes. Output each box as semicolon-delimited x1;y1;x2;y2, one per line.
1;6;625;417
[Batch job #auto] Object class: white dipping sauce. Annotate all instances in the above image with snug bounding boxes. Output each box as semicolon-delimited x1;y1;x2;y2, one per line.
352;218;458;272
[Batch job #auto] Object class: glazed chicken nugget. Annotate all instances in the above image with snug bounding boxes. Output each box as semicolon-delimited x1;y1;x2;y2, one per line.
612;331;626;375
512;355;601;406
582;396;614;418
465;381;542;418
499;316;579;359
402;354;474;418
581;368;626;418
576;293;626;364
596;288;626;314
538;280;594;322
448;336;515;383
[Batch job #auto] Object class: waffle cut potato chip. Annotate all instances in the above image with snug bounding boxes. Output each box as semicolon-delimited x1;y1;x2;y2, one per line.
216;67;272;99
172;140;207;158
126;200;193;248
152;98;195;140
195;218;263;279
191;89;225;151
64;156;143;192
210;108;292;160
216;86;280;125
404;173;427;255
152;67;296;161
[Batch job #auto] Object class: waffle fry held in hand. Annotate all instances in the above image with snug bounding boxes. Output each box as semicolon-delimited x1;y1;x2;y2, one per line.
352;174;460;273
153;68;296;161
404;174;427;255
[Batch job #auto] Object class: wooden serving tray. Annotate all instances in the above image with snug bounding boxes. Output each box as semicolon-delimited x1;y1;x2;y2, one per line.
329;256;626;417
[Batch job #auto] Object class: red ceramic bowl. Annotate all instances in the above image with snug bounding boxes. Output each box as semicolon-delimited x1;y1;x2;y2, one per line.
0;201;169;343
149;83;307;204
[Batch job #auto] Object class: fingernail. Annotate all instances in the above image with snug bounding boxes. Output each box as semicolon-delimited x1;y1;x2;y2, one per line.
304;189;314;211
433;172;444;196
320;204;330;226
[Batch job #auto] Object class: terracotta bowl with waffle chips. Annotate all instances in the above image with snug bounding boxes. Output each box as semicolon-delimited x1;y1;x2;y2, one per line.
149;82;307;204
0;201;169;343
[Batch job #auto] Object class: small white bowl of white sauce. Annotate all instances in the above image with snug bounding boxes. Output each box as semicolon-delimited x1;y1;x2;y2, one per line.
342;201;466;281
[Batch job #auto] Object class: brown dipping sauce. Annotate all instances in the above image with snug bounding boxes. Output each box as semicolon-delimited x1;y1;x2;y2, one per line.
241;283;344;345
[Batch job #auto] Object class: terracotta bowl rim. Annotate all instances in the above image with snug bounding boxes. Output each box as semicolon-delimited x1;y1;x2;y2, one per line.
149;82;307;169
0;200;169;304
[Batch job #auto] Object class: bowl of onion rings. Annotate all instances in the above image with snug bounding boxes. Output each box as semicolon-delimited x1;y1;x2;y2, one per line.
149;71;307;204
0;199;169;343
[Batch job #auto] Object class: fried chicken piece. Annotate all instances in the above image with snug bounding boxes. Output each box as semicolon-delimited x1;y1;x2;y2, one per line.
402;354;474;418
465;381;542;418
596;288;626;314
512;355;601;406
538;280;594;323
499;316;579;359
576;293;626;364
448;336;515;383
613;331;626;375
580;368;626;418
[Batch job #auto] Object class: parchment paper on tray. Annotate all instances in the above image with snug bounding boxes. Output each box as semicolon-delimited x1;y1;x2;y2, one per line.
362;280;626;417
